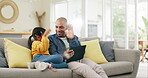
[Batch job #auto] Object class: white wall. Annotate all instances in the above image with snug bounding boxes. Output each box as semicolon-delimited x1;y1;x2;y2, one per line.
0;0;51;32
41;0;51;29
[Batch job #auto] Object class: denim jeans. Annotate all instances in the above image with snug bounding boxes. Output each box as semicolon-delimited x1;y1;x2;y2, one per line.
32;54;68;68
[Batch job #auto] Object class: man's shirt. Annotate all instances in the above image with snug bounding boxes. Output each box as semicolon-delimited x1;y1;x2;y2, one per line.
48;34;81;55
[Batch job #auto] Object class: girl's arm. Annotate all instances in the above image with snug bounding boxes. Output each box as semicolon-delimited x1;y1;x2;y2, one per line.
32;37;49;55
38;29;51;52
32;29;51;54
43;29;51;37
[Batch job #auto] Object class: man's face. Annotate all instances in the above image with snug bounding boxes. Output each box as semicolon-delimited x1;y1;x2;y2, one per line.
55;21;66;37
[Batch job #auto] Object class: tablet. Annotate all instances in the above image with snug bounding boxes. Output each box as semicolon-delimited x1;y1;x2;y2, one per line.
66;45;86;63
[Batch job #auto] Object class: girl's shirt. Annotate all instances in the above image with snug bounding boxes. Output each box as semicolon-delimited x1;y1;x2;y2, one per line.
32;36;50;57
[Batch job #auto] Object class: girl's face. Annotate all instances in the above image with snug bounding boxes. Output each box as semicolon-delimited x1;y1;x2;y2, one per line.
36;35;42;41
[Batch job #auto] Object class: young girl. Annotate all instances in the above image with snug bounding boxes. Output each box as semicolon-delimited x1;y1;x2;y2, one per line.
28;27;68;71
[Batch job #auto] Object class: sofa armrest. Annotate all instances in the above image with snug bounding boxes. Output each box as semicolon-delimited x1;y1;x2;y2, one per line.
114;49;140;62
114;49;141;78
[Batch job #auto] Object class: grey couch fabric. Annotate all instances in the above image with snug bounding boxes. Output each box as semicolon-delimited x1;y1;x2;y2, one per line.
79;38;115;62
113;49;141;78
99;41;115;62
0;48;8;67
0;38;140;78
0;68;72;78
0;48;4;58
0;58;7;67
101;62;133;76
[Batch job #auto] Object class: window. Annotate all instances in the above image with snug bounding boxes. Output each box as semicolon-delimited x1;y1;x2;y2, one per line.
88;24;98;37
127;0;136;49
53;0;82;37
138;0;148;41
87;0;103;38
112;0;126;48
51;0;148;49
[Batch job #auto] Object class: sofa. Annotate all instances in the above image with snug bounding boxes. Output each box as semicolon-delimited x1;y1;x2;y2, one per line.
0;38;140;78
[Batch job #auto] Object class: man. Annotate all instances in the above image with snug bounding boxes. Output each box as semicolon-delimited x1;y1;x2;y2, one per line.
48;17;108;78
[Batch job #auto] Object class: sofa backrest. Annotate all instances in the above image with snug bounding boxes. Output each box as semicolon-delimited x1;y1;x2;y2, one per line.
0;37;100;49
0;38;29;49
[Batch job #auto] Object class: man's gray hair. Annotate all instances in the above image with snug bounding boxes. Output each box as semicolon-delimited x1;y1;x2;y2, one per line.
56;17;67;25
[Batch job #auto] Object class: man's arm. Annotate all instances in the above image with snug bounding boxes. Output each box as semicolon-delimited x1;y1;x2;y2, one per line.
48;40;59;55
68;35;81;48
65;24;74;39
48;36;61;55
65;24;81;47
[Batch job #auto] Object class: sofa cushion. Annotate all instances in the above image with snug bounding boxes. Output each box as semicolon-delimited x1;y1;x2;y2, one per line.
4;38;32;68
0;48;5;58
0;48;8;67
100;62;133;76
99;41;115;62
0;68;72;78
0;38;29;49
73;73;83;78
81;39;108;64
79;37;115;62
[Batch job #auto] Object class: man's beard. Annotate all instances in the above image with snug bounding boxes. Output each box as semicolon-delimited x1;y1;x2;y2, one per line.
56;31;66;37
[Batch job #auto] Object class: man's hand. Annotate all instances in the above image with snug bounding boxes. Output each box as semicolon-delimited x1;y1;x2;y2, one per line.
43;29;51;36
65;24;74;39
62;50;74;59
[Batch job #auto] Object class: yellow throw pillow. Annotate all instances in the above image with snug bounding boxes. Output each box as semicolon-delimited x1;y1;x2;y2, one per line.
4;38;31;68
81;39;108;64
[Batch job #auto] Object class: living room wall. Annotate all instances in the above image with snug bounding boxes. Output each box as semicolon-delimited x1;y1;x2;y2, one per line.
0;0;51;32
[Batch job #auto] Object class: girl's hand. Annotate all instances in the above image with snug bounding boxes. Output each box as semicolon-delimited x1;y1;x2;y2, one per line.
43;29;51;36
65;24;74;39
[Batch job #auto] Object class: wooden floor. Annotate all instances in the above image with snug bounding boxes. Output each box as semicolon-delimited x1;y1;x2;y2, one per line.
136;58;148;78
